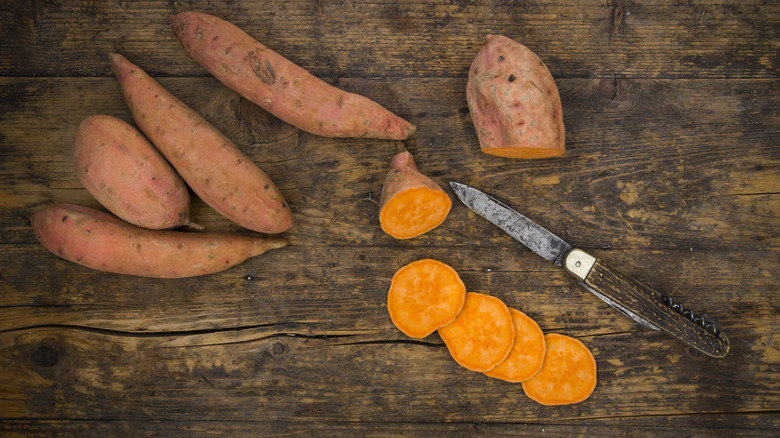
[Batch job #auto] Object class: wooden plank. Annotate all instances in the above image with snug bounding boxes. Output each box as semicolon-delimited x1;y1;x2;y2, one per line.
2;415;779;437
0;0;777;79
0;322;777;421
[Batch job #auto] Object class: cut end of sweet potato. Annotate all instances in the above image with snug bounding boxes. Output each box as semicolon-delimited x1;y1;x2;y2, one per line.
438;292;515;373
482;146;565;159
484;308;546;382
387;259;466;339
380;187;452;239
521;333;597;406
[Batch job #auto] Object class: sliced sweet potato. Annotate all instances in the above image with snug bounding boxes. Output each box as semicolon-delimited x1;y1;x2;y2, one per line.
380;145;451;239
521;333;597;405
467;35;565;159
438;292;515;372
484;308;546;382
387;259;466;338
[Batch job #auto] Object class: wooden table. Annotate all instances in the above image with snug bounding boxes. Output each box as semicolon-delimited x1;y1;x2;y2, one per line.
2;1;778;435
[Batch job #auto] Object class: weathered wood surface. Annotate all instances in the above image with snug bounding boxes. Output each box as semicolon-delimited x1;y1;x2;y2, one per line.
1;0;778;435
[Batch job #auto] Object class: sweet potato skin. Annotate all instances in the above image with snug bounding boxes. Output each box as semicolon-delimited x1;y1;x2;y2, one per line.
109;53;292;234
379;149;451;239
73;115;190;230
169;11;416;140
30;204;287;278
467;35;565;158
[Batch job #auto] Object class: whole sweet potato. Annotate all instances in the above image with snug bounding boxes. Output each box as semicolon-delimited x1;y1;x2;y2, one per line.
467;35;565;158
31;203;287;278
380;145;451;239
109;53;292;234
169;11;416;140
73;114;190;230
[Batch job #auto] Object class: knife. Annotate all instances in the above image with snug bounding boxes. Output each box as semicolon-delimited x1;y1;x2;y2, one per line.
449;181;729;358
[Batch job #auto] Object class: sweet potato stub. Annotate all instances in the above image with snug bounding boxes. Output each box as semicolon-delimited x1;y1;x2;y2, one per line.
387;259;466;338
380;187;452;239
521;333;597;406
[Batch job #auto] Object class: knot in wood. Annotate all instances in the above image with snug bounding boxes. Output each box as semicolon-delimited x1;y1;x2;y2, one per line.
272;342;287;355
32;345;59;368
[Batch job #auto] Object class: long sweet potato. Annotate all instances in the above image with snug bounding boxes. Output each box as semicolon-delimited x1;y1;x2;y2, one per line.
109;53;292;234
30;204;286;278
467;35;565;158
169;11;416;140
379;145;451;239
73;114;190;230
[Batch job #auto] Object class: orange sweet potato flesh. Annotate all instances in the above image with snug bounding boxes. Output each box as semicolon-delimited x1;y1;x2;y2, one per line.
30;204;287;278
484;308;546;382
387;259;466;338
438;292;516;372
380;146;451;239
521;333;597;405
467;35;565;159
73;115;190;230
169;12;416;140
109;53;292;234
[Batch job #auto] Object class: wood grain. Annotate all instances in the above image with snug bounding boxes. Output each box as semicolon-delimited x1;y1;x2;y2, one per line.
0;0;777;79
0;0;778;433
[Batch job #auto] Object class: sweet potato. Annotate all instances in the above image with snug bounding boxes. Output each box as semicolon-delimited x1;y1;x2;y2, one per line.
109;53;292;234
521;333;597;405
169;11;416;140
484;308;546;382
438;292;515;372
466;35;565;158
379;145;451;239
73;114;190;230
387;259;466;338
30;203;286;278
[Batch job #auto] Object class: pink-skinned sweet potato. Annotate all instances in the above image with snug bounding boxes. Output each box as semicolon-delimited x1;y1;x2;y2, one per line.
169;11;416;140
379;145;451;239
467;35;565;159
73;114;190;230
109;53;292;234
31;203;286;278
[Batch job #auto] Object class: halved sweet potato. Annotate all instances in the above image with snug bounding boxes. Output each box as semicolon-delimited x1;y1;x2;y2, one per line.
467;35;565;159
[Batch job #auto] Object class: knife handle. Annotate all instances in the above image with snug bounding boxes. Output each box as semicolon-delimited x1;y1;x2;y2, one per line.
564;249;730;358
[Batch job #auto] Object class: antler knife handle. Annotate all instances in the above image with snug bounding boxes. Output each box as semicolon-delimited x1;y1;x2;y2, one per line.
564;249;730;358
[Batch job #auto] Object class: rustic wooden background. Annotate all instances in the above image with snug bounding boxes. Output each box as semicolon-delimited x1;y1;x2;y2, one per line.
1;0;778;435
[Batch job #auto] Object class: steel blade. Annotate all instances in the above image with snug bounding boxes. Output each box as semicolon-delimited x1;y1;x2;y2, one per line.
450;181;572;265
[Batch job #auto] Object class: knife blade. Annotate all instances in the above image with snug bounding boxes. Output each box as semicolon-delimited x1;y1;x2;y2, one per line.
449;181;729;358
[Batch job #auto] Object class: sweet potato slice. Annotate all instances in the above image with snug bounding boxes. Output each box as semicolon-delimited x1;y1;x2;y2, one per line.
467;35;565;159
521;333;597;405
438;292;515;372
484;308;546;382
387;259;466;338
380;145;452;239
